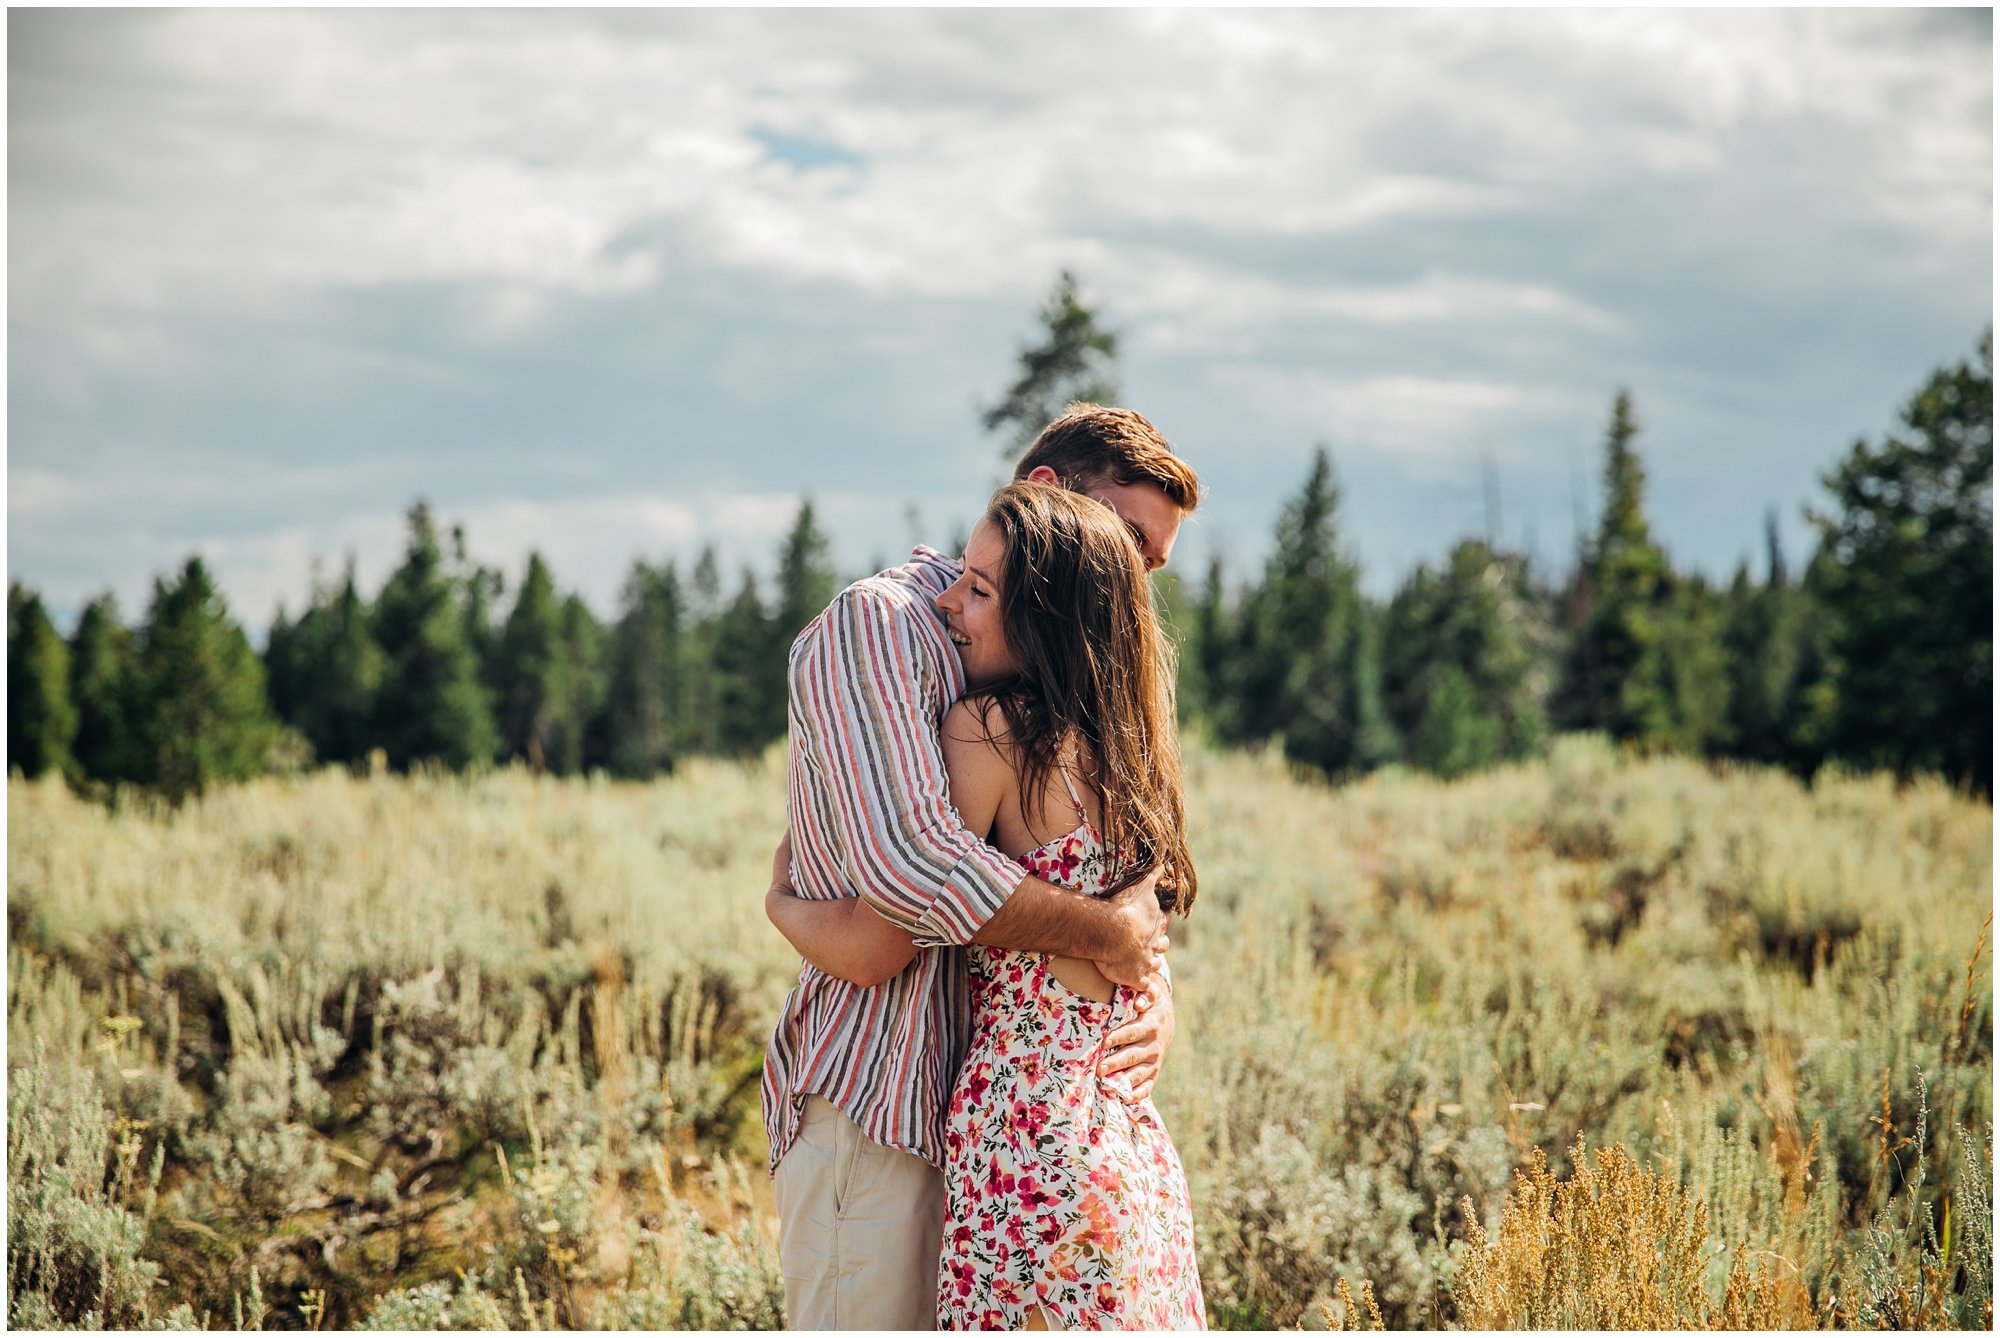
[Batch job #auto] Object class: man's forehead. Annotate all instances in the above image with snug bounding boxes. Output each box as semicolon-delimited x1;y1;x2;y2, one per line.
1087;479;1177;520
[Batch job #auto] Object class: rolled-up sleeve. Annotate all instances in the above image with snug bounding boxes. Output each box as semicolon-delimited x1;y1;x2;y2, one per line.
791;583;1025;947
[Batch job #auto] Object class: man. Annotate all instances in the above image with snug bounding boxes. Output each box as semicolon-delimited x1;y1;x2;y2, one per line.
759;404;1201;1329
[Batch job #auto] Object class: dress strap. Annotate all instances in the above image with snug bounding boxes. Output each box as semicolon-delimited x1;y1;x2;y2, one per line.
1055;745;1091;826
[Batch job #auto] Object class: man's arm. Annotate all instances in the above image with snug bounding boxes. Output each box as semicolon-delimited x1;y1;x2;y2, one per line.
971;874;1167;983
787;584;1165;983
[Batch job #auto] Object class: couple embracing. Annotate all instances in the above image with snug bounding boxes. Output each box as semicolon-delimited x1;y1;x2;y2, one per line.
759;405;1207;1331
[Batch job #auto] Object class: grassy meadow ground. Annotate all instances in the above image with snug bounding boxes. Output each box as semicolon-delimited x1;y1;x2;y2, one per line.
7;736;1993;1329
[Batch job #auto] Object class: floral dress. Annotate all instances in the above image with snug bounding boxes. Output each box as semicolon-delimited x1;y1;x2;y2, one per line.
936;773;1205;1331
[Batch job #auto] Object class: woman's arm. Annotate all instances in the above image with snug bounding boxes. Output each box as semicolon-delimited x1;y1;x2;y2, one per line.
765;883;920;987
764;701;1015;987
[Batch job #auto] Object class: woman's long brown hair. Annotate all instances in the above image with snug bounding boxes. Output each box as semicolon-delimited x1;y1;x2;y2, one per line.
976;482;1196;914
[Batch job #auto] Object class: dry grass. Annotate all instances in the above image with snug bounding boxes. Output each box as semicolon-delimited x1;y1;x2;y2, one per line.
7;734;1992;1329
1454;1137;1811;1329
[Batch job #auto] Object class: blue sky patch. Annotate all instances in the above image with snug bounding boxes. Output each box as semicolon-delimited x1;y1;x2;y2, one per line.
748;125;867;174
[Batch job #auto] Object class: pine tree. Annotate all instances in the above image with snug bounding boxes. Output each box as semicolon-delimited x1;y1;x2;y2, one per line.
129;557;278;801
1808;332;1992;792
265;561;383;766
1226;447;1397;775
601;561;685;779
1147;565;1200;725
8;584;77;780
1230;448;1345;747
372;502;500;770
1318;600;1401;773
1658;574;1732;754
680;546;725;757
458;545;506;732
1782;549;1845;774
1560;391;1677;748
1411;666;1503;779
553;594;603;776
495;551;567;770
982;270;1120;456
1720;556;1801;765
69;594;137;783
711;570;776;756
1185;556;1233;731
773;501;838;649
1383;539;1549;777
1765;507;1790;591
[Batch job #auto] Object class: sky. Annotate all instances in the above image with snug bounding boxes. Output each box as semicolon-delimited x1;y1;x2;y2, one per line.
7;7;1992;633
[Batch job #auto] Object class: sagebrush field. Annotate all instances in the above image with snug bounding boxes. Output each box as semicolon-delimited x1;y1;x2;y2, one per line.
7;736;1992;1329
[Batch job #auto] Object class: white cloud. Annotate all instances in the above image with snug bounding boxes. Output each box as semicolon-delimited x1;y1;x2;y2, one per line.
6;8;1987;613
1214;367;1584;479
1116;259;1621;353
12;8;1983;336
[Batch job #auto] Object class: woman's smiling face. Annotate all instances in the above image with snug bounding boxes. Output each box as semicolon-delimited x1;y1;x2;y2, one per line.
933;519;1019;689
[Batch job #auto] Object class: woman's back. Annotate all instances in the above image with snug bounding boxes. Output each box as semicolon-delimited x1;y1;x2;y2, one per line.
947;697;1118;1001
936;705;1204;1332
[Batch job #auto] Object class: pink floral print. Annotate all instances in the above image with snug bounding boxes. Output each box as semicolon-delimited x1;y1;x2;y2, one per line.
937;821;1205;1330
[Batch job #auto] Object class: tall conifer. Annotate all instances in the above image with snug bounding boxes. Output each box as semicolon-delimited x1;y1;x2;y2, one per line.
554;594;603;776
982;271;1121;456
774;502;838;648
602;561;684;779
711;571;776;756
1383;539;1549;776
1560;391;1676;747
129;557;277;800
8;584;77;780
372;502;499;770
266;560;383;765
69;594;136;782
1809;332;1992;792
495;551;566;770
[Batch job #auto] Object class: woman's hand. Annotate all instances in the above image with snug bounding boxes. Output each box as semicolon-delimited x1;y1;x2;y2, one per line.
1099;968;1175;1104
770;830;794;896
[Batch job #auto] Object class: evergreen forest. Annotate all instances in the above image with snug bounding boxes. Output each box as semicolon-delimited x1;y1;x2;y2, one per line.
8;319;1991;804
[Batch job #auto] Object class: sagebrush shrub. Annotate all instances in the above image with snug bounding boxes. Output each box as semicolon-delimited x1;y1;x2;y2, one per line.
7;744;1989;1329
7;1043;196;1330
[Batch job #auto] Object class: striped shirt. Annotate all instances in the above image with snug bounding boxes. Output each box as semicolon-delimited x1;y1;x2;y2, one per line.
761;546;1027;1172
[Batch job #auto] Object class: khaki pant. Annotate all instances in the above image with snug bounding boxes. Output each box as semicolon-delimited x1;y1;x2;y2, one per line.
774;1097;946;1331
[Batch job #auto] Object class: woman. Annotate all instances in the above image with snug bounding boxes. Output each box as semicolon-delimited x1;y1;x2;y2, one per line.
769;482;1203;1330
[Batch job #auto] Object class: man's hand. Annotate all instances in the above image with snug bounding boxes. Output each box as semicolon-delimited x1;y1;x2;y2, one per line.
1100;970;1175;1104
1091;868;1170;988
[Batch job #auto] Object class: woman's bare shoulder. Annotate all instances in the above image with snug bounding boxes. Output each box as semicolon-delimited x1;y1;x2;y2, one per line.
942;693;1018;754
940;694;1019;836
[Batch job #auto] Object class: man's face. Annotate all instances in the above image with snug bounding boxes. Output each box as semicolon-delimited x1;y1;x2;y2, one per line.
1021;466;1184;571
1082;479;1184;572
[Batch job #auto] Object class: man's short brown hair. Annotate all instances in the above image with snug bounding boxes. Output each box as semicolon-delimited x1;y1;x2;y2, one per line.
1012;404;1201;513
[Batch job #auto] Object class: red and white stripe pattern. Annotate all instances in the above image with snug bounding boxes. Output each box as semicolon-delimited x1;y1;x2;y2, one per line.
761;546;1026;1172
